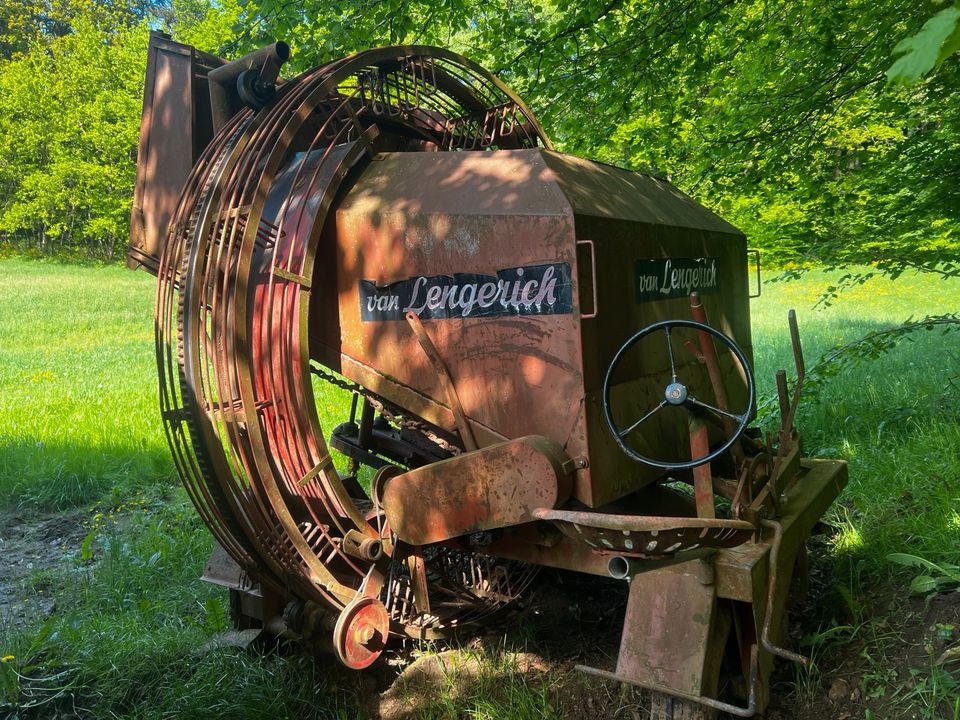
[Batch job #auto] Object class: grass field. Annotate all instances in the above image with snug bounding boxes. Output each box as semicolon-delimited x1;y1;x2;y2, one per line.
0;260;170;508
0;259;958;718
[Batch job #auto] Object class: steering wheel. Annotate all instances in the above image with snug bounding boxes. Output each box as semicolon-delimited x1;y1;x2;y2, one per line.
602;319;755;470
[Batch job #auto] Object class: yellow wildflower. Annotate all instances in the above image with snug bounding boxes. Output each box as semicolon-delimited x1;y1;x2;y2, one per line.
1;655;13;662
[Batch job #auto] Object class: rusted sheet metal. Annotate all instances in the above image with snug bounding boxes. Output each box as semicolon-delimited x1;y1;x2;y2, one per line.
332;152;586;466
128;32;222;274
541;150;741;234
331;148;753;507
616;561;719;697
381;436;572;545
532;507;754;556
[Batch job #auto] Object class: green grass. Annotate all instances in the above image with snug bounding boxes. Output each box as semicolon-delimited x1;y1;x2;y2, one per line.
1;492;366;718
0;260;958;719
751;268;960;576
0;259;172;508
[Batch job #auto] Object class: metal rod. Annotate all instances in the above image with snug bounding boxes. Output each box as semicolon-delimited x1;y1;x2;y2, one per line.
577;643;760;718
406;311;478;451
690;292;744;467
760;519;810;666
775;369;789;432
690;417;716;519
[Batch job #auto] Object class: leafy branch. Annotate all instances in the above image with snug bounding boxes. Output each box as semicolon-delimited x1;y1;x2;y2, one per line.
758;313;960;420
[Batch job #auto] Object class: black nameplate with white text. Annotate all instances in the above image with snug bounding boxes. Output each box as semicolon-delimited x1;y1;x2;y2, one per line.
360;262;573;321
635;257;719;302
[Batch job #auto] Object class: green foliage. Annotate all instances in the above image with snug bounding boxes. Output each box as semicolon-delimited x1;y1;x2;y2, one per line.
1;0;960;270
234;0;960;275
170;0;243;56
751;268;960;582
887;553;960;595
0;14;148;260
888;5;960;84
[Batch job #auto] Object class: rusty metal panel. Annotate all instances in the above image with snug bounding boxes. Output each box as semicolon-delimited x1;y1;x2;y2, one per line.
380;435;572;545
128;33;222;274
333;149;589;466
616;562;718;696
541;150;741;233
329;148;754;507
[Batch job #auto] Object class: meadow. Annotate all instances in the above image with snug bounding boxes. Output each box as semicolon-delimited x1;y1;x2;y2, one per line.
0;259;957;718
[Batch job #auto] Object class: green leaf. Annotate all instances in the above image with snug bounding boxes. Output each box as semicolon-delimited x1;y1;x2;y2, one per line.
204;597;228;633
909;574;939;594
887;5;960;84
80;530;95;561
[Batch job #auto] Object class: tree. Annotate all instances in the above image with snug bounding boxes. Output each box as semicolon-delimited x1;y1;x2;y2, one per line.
0;14;148;259
236;0;960;275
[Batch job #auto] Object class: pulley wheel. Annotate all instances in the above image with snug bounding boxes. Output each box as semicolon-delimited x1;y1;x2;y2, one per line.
333;596;390;670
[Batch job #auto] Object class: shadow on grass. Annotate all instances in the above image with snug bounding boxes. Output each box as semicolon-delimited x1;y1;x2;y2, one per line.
0;437;174;509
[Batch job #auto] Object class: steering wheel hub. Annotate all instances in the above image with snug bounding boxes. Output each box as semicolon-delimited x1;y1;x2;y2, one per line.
664;382;688;405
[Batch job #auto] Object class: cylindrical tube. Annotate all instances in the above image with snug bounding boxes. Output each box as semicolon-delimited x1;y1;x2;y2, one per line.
208;41;290;131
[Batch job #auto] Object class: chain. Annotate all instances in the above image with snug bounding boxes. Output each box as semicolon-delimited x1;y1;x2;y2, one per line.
309;365;462;456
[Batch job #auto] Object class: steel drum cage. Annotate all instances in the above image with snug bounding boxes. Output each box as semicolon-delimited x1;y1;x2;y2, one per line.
156;46;552;640
133;32;849;716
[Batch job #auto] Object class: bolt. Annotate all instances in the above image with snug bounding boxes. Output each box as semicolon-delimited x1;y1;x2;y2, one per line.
357;623;375;644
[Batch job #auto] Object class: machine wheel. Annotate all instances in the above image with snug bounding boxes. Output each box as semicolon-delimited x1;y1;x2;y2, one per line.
333;596;390;670
157;45;550;654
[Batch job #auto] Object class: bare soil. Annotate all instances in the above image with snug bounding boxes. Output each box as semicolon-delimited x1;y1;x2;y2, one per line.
369;544;960;720
0;509;89;629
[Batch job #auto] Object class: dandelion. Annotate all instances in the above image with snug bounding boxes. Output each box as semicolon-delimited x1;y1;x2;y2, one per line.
1;655;13;662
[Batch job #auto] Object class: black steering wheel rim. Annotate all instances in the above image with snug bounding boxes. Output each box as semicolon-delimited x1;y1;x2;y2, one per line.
602;319;755;470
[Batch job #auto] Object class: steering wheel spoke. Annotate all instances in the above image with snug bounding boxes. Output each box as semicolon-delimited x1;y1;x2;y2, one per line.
686;396;746;424
617;399;668;439
602;319;755;470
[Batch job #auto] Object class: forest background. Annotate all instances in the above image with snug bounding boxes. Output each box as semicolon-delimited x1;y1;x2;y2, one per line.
1;0;960;278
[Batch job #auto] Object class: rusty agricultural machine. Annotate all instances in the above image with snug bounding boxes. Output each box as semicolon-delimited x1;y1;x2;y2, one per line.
128;33;847;718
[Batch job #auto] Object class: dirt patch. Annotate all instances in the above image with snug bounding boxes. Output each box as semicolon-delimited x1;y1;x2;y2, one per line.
0;509;89;628
364;559;959;719
766;588;960;720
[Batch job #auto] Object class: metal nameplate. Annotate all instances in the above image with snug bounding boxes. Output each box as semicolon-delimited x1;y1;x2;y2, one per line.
360;262;573;321
635;257;719;302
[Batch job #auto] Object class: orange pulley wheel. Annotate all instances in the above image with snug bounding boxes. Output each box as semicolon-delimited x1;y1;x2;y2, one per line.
333;596;390;670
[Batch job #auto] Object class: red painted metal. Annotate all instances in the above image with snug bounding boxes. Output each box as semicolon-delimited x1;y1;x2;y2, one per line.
333;596;390;670
381;436;572;545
